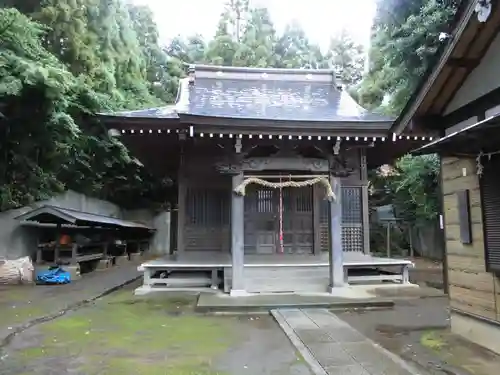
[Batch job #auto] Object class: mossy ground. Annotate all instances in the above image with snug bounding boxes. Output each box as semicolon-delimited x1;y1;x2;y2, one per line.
420;330;445;351
9;290;238;375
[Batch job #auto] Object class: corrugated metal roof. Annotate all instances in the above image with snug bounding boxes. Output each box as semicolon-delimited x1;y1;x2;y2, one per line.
15;205;154;230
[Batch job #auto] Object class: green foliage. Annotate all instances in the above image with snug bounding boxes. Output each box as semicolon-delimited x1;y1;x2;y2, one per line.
0;4;179;211
390;154;440;223
357;0;456;231
2;0;442;219
355;0;458;114
323;29;365;86
371;155;440;225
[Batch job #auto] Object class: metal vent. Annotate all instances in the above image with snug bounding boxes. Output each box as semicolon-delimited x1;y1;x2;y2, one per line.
480;154;500;272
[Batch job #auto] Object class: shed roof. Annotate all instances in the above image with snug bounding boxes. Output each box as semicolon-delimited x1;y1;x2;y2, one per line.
99;64;393;129
15;205;154;231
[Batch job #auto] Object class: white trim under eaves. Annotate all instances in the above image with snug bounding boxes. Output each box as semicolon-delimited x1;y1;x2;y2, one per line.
445;116;478;135
486;104;500;118
394;0;480;135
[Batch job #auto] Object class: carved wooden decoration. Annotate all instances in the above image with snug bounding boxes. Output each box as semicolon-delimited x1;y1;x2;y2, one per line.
215;157;243;175
215;143;330;173
242;156;329;172
329;154;355;177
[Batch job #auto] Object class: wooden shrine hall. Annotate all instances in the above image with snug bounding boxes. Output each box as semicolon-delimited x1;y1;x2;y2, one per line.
99;64;433;295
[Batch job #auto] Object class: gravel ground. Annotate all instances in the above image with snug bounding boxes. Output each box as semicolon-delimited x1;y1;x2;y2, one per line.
337;291;500;375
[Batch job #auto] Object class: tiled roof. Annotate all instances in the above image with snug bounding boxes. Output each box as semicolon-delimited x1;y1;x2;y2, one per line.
186;76;392;123
99;65;393;126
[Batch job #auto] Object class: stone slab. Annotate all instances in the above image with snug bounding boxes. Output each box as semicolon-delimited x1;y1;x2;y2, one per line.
324;364;371;375
272;308;424;375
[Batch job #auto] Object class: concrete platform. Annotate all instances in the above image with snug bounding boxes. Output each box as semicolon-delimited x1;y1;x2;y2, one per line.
195;292;394;313
139;251;414;269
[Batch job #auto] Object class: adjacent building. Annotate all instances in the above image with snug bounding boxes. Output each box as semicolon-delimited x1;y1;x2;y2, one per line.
392;0;500;355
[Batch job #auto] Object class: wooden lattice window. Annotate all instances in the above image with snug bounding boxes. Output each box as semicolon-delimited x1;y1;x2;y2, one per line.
320;186;364;253
185;188;229;226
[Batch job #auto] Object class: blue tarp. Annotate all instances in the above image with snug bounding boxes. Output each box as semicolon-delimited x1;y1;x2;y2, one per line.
36;267;71;284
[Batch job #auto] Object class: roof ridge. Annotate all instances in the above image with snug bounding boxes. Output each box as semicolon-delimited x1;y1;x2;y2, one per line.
186;63;335;75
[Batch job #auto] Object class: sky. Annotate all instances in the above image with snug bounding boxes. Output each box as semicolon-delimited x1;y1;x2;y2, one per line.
131;0;377;50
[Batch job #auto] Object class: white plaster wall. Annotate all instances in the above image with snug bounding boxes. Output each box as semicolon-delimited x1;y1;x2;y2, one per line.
0;191;122;259
445;32;500;115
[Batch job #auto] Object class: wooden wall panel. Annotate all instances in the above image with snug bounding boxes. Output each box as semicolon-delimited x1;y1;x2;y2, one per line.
442;156;499;322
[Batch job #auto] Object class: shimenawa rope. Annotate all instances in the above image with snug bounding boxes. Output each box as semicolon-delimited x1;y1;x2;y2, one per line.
234;176;335;201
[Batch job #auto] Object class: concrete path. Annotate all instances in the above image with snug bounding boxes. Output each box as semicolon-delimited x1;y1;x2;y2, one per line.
272;308;425;375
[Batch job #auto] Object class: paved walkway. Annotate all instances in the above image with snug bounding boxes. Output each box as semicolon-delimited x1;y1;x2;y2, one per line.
0;263;141;347
272;308;425;375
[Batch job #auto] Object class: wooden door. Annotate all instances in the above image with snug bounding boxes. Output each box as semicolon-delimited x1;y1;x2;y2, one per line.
283;187;314;254
244;185;314;254
245;186;277;254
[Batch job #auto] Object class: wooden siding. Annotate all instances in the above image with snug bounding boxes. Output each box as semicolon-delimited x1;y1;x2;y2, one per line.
443;156;500;321
177;147;368;254
181;154;231;253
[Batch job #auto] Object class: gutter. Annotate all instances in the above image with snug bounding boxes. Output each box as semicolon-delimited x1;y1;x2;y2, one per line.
391;0;479;135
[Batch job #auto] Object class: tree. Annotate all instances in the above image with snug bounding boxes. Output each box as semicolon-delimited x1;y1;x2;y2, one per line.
355;0;457;114
165;34;207;64
127;3;183;102
0;5;172;211
324;29;365;86
235;7;277;67
275;21;323;68
222;0;250;42
0;7;83;208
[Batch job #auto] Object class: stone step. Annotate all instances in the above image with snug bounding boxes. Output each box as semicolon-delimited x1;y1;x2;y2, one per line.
196;294;394;313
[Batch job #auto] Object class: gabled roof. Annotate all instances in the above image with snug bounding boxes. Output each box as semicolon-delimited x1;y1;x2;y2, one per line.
392;0;500;134
15;205;154;230
99;64;393;129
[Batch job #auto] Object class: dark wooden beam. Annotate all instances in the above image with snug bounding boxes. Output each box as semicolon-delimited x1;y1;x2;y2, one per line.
446;57;480;69
408;115;444;133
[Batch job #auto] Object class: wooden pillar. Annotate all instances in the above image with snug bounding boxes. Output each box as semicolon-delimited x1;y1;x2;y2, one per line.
312;184;321;255
328;176;344;291
176;173;186;254
360;148;370;254
230;172;246;296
